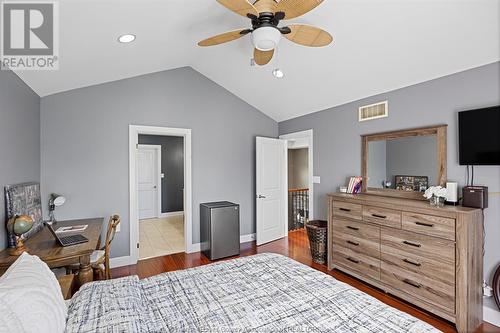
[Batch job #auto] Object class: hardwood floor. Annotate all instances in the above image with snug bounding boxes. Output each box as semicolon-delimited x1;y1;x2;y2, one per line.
112;229;500;333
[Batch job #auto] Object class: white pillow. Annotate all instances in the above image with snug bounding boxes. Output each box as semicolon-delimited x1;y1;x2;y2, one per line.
0;252;67;333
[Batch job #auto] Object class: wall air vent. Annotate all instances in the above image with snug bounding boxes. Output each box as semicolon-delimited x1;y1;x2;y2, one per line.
358;101;388;122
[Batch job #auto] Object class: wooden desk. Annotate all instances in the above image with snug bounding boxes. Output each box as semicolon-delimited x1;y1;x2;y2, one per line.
0;218;104;288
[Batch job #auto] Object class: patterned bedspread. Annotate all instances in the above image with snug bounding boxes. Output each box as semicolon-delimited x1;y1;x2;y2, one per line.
66;253;440;332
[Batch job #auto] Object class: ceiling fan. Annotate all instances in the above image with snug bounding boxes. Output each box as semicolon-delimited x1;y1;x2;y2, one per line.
198;0;333;66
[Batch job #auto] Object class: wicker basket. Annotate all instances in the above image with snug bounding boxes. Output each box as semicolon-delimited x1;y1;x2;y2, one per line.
305;220;328;264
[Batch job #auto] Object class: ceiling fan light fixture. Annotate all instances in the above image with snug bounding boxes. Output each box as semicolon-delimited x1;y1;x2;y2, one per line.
252;27;281;51
272;68;284;79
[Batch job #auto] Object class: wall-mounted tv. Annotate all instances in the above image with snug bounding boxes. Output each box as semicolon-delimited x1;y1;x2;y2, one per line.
458;105;500;165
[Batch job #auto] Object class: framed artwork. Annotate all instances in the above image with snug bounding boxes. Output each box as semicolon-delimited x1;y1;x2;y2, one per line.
4;182;43;248
394;175;429;192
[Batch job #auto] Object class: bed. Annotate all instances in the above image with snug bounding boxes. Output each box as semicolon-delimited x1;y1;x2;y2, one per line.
64;253;439;332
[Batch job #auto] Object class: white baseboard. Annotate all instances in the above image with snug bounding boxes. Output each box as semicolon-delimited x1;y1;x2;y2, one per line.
240;233;256;243
159;211;184;218
111;233;257;268
189;234;255;255
484;299;500;327
109;256;136;268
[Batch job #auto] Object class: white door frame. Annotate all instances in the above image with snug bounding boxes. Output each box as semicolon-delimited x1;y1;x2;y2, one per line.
129;125;194;265
137;144;162;219
279;129;314;220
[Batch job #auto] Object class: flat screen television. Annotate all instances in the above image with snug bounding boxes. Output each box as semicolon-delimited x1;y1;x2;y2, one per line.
458;105;500;165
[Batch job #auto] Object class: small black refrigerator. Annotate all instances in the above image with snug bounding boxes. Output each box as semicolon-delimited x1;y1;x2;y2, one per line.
200;201;240;260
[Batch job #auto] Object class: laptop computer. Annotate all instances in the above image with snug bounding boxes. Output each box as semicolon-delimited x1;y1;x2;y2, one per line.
46;223;89;246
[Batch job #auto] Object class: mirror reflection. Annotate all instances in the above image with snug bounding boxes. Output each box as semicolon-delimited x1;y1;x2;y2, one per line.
367;135;437;192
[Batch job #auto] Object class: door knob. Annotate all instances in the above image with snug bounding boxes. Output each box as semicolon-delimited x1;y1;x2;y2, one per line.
258;195;266;199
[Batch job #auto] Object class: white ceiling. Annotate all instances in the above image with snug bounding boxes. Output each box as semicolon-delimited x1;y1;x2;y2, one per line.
15;0;500;122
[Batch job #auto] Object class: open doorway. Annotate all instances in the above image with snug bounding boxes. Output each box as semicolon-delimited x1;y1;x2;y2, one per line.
279;130;314;235
137;135;185;260
129;125;193;265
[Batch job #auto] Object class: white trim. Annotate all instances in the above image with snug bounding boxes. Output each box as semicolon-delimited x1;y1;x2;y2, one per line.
159;211;184;218
484;306;500;326
484;300;500;326
129;125;194;267
110;233;256;269
109;255;135;268
240;233;256;243
137;144;162;219
279;129;314;220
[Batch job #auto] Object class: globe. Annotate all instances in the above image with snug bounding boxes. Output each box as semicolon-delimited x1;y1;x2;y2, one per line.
12;215;33;236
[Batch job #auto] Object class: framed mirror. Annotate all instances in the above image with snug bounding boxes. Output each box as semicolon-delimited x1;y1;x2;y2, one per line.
361;125;447;200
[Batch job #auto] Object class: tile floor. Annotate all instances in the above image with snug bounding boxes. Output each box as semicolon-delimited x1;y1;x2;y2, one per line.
139;214;184;259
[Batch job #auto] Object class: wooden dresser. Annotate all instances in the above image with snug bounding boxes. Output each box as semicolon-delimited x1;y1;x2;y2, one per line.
327;193;483;333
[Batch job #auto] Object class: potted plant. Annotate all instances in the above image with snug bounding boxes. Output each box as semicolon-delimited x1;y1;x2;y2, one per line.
423;186;448;207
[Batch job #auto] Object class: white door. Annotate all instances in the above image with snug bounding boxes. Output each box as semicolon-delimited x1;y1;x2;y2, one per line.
256;137;287;245
138;146;159;220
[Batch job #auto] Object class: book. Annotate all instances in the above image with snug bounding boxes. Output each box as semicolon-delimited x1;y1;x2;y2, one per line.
347;176;363;194
55;225;88;234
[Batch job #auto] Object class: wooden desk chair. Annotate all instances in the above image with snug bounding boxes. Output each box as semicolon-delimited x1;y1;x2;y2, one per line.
66;215;120;280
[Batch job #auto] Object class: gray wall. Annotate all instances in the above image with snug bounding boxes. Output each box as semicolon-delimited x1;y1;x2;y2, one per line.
279;61;500;282
386;136;437;187
0;70;41;250
288;148;309;189
41;67;277;258
367;140;387;188
138;135;184;213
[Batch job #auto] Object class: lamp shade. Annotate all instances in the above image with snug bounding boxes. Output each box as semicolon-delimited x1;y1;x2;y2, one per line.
51;194;66;207
252;27;281;51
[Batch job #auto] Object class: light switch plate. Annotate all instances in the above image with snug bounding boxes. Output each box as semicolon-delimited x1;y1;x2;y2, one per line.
313;176;321;184
116;223;121;232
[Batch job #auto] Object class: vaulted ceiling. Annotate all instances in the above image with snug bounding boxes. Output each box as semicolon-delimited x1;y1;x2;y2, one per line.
15;0;500;121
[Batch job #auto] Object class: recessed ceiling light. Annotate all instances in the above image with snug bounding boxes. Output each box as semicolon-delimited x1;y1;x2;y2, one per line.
118;34;136;43
272;68;284;79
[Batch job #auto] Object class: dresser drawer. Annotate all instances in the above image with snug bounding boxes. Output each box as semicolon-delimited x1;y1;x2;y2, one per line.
333;245;380;281
363;206;402;228
332;201;362;221
332;219;380;258
381;262;455;314
402;212;455;241
381;228;455;265
381;244;455;285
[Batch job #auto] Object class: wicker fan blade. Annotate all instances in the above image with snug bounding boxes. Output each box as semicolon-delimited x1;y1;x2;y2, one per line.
198;29;251;47
254;0;278;14
284;24;332;47
254;48;274;66
217;0;258;18
276;0;324;20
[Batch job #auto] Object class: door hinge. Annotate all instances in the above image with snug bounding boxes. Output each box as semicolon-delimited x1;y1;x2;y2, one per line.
137;243;140;249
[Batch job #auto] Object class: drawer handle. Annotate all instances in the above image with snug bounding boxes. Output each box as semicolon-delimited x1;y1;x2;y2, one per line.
347;257;359;264
346;240;359;246
403;279;422;289
403;258;421;267
371;214;387;219
415;221;434;227
403;240;421;248
339;208;351;212
346;226;359;231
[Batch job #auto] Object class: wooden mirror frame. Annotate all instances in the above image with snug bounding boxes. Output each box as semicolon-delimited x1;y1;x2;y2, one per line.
361;124;447;200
